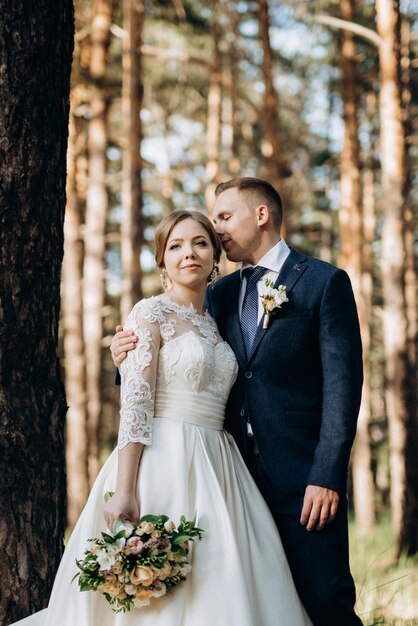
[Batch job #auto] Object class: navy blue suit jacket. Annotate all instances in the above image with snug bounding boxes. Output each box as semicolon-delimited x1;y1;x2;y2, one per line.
206;248;363;500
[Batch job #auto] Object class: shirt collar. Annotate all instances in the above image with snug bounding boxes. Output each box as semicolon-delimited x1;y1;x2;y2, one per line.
240;239;290;280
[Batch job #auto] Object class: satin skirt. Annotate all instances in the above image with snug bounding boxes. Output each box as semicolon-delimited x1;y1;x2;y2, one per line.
11;417;311;626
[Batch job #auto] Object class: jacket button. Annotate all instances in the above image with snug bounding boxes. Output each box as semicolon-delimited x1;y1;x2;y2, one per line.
240;409;245;417
245;371;252;379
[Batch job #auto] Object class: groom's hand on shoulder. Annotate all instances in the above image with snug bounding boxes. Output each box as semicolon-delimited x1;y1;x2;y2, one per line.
110;325;138;367
300;485;339;532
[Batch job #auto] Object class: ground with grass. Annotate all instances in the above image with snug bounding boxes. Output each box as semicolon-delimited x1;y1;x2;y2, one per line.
350;515;418;625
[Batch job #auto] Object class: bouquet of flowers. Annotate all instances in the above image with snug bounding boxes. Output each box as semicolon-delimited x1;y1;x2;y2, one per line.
74;508;204;613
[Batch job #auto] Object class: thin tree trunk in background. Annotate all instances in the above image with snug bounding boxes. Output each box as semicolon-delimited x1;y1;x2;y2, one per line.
376;0;418;557
63;106;89;530
0;1;73;622
258;0;285;190
226;3;241;177
83;0;111;485
400;18;416;382
204;5;222;218
338;0;375;534
358;91;379;534
120;0;144;322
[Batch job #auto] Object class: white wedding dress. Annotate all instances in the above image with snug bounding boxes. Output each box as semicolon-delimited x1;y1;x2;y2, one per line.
12;294;311;626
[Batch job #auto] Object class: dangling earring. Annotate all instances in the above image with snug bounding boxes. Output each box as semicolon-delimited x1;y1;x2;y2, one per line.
208;265;219;287
160;269;170;292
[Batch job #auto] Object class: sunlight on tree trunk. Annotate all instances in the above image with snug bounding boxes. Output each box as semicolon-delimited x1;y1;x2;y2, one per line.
205;3;222;218
63;106;89;531
376;0;418;557
258;0;286;189
120;0;144;322
83;0;111;486
338;0;375;535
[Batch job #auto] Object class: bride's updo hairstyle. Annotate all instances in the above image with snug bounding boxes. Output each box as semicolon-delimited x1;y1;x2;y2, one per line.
155;210;222;268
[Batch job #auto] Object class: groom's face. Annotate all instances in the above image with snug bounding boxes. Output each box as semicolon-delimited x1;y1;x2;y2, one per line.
213;188;260;263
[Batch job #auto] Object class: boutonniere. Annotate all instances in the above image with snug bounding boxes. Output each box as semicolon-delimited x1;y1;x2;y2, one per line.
260;278;289;329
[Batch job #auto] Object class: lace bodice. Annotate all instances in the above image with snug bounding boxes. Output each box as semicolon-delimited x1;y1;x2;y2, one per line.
118;294;238;448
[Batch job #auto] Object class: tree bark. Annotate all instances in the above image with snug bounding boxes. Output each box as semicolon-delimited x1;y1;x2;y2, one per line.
400;17;416;390
120;0;144;321
0;1;73;622
83;0;111;485
258;0;286;189
376;0;418;556
204;4;222;218
338;0;375;534
226;4;241;177
62;106;89;531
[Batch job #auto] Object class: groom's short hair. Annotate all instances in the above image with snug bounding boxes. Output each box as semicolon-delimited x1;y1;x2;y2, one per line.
214;177;283;231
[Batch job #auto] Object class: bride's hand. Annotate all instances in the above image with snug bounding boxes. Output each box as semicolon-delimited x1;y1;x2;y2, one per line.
103;493;140;532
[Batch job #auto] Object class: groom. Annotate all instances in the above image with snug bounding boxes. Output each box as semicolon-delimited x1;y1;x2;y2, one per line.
111;177;363;626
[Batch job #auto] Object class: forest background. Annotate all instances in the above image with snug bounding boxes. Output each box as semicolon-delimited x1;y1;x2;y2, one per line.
0;0;417;624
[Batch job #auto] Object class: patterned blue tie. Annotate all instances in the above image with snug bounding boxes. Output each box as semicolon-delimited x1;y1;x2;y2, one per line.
240;266;267;358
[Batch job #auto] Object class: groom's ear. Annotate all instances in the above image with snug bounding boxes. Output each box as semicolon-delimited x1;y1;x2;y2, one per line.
256;204;269;227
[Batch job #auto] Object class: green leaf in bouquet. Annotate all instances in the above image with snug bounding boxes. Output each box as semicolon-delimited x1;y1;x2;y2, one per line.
139;513;168;525
113;528;130;541
79;580;95;592
172;534;192;545
71;571;80;584
104;491;114;503
101;531;117;543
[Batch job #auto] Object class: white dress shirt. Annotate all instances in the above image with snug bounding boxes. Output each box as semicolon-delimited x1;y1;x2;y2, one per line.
239;239;291;323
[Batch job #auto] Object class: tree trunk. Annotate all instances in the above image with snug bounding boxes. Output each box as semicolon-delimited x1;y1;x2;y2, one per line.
376;0;418;556
120;0;144;322
0;1;73;622
258;0;286;189
83;0;111;485
62;106;89;531
338;0;375;534
225;4;241;177
204;5;222;218
400;18;416;388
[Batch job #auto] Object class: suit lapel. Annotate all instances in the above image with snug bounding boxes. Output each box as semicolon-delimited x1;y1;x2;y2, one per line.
247;249;308;362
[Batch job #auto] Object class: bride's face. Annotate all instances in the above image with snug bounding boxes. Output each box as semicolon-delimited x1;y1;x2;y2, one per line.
163;218;215;291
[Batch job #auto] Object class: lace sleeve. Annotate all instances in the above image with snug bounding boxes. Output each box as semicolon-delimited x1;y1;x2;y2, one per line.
118;300;161;449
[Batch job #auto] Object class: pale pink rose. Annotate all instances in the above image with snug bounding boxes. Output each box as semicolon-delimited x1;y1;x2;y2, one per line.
164;520;176;533
111;562;123;574
152;582;167;598
104;573;117;583
137;521;154;536
124;584;137;596
99;581;122;597
116;590;127;601
158;563;172;581
126;536;144;555
130;565;155;587
135;587;155;600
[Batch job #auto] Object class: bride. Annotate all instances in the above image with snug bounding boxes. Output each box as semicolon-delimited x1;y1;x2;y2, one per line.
12;210;311;626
